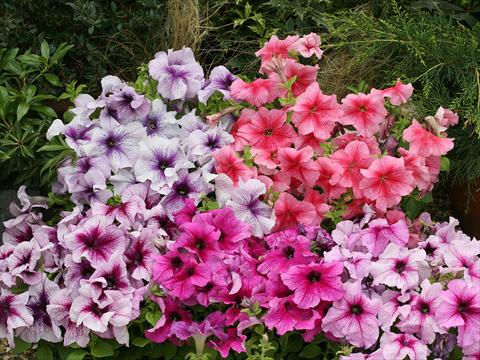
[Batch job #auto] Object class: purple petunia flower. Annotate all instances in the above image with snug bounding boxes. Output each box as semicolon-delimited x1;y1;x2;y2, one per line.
106;86;151;124
198;66;237;103
90;119;146;172
124;228;158;282
142;99;180;137
148;48;204;100
134;136;193;192
0;290;33;347
160;170;211;215
16;276;62;344
64;216;126;266
186;127;234;164
225;179;274;237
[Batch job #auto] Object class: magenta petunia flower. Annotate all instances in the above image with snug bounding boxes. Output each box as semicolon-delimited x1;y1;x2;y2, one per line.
0;290;33;347
436;279;480;348
174;219;221;261
322;281;381;348
64;216;126;266
124;229;158;282
264;295;321;335
161;258;211;300
281;262;344;309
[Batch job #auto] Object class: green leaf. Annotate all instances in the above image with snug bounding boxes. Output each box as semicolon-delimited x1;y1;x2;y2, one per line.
132;337;150;347
30;104;57;118
11;337;31;355
17;101;30;121
44;73;61;86
145;308;162;326
91;341;114;358
41;40;50;59
66;349;88;360
50;43;74;65
162;342;177;360
440;156;450;172
0;85;9;119
299;344;322;359
36;343;53;360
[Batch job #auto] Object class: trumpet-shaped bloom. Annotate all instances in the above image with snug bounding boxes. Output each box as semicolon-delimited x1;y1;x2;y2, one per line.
403;120;454;157
198;66;237;103
0;290;33;347
381;80;414;106
230;78;282;107
340;93;387;137
278;146;319;187
255;35;299;64
295;33;323;59
141;99;179;137
106;86;150;123
322;281;381;348
291;83;341;140
360;156;414;211
213;146;252;186
380;332;430;360
281;262;344;308
273;193;317;231
359;218;409;257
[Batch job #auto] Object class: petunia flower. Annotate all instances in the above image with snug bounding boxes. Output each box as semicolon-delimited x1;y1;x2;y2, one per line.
230;78;282;107
380;79;414;106
398;280;444;344
436;279;480;348
7;241;42;285
359;156;414;211
277;146;319;187
142;99;179;137
294;33;323;59
16;276;62;344
187;127;234;164
291;82;341;140
225;179;274;237
370;243;430;292
264;295;321;335
213;146;252;186
106;85;150;123
64;216;126;266
198;66;237;103
0;290;34;347
124;228;158;282
340;92;387;137
255;35;299;65
402;120;454;157
273;193;317;231
322;281;381;348
174;219;220;261
359;218;409;257
148;48;204;100
161;258;211;300
134;136;193;191
281;262;344;308
379;332;430;360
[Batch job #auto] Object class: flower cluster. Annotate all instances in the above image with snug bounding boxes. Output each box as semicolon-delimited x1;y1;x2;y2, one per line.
0;33;477;360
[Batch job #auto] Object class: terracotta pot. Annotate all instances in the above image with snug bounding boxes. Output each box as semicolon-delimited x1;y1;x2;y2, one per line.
448;179;480;238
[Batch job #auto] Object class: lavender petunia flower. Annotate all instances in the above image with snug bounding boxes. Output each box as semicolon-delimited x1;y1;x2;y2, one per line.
89;120;146;172
71;94;105;119
198;66;237;103
64;216;126;266
47;117;94;155
0;290;33;347
100;75;124;97
47;288;90;347
134;136;193;191
226;179;275;237
2;214;34;245
160;170;211;215
186;127;234;164
8;185;48;217
17;276;62;343
142;99;180;137
63;256;95;288
148;48;204;100
106;85;151;124
7;241;42;285
178;110;209;139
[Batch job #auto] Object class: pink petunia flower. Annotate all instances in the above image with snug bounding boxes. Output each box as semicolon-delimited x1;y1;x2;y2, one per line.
360;156;414;211
213;146;252;186
0;290;33;347
381;79;414;106
255;35;299;65
315;158;347;199
230;78;282;107
277;146;319;187
379;332;430;360
322;281;381;348
281;262;344;308
264;295;321;335
359;218;409;257
273;193;317;231
237;107;295;150
398;280;444;344
295;33;323;59
435;107;459;127
291;82;341;140
174;219;220;261
436;279;480;348
398;148;433;192
402;120;454;157
378;290;411;331
283;60;318;97
370;244;430;292
329;140;372;197
340;92;387;137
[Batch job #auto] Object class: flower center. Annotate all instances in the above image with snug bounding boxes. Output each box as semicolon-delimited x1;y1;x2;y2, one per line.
177;184;190;196
283;246;295;259
264;129;273;136
149;121;157;130
195;238;205;250
395;260;407;273
350;304;363;315
420;302;430;314
284;301;292;310
307;270;321;283
107;138;116;149
169;312;182;321
359;105;368;112
171;256;183;269
458;301;470;313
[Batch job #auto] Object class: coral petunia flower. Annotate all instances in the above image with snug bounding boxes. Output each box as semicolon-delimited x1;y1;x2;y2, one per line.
278;146;319;187
291;83;342;140
273;193;318;231
380;79;414;106
230;78;282;107
402;120;454;157
360;156;414;211
255;35;300;65
213;146;252;186
340;92;387;137
237;108;295;150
